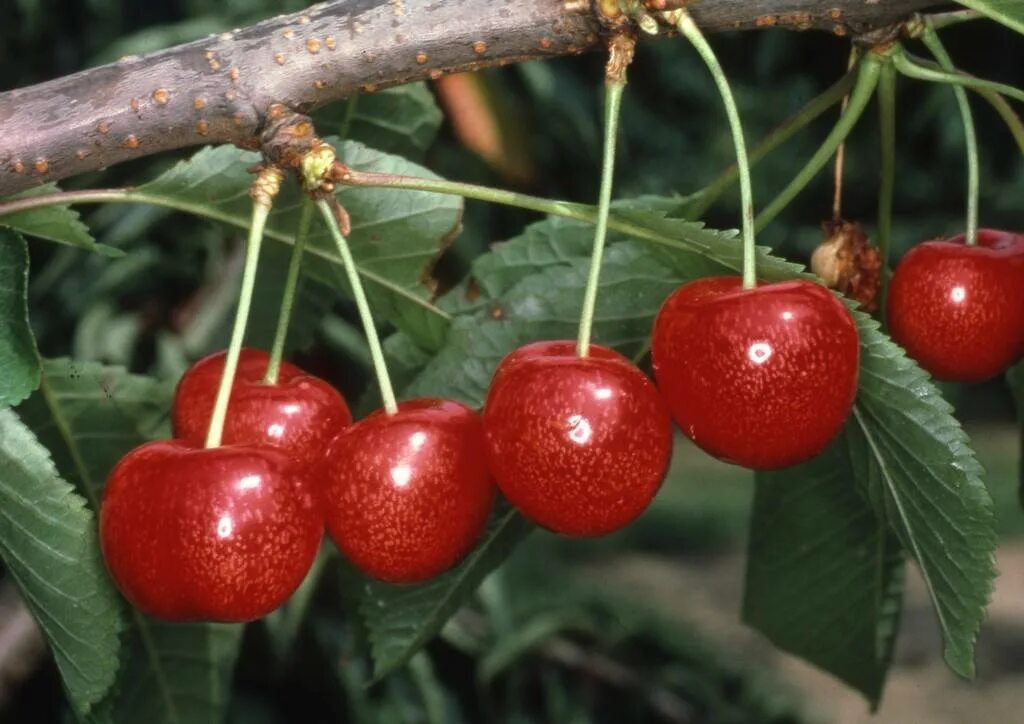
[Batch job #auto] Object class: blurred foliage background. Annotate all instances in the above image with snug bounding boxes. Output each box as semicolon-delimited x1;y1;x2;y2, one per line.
1;0;1022;722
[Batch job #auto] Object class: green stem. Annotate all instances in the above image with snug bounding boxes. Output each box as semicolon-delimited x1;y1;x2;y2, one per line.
206;203;270;448
577;75;626;357
691;68;857;219
677;12;756;288
316;197;397;415
755;55;882;233
263;198;314;384
920;24;980;246
877;62;896;316
892;48;1024;104
926;8;983;30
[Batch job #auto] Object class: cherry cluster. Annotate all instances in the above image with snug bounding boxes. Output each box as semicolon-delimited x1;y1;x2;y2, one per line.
99;227;1024;623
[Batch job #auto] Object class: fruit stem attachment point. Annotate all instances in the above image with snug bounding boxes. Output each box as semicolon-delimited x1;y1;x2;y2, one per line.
264;198;314;385
876;62;896;315
577;34;632;358
675;11;756;289
920;24;979;246
316;196;398;415
206;166;283;448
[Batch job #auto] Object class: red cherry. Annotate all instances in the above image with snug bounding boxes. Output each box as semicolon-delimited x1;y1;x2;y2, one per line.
483;341;672;537
886;229;1024;382
100;439;321;622
652;277;859;470
172;348;352;465
322;399;495;583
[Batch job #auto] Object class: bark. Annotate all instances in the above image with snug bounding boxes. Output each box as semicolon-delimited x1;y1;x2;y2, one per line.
0;0;939;197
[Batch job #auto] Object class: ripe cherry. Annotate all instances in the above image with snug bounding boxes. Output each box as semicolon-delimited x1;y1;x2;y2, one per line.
483;341;672;537
173;348;351;465
100;439;321;622
322;399;495;583
652;277;859;470
886;229;1024;382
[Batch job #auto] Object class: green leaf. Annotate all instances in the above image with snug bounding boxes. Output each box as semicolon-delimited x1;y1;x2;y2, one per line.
135;140;457;341
956;0;1024;34
846;311;996;678
88;620;243;724
744;443;904;705
17;358;171;506
0;229;40;405
0;408;123;715
361;502;531;680
0;183;114;254
315;83;444;161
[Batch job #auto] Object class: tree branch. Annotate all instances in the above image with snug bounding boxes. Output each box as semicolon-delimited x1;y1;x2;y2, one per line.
0;0;939;197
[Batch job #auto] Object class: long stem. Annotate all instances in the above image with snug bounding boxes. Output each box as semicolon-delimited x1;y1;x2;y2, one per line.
316;197;398;415
832;47;860;222
206;200;273;447
577;44;629;357
677;12;756;288
264;198;314;384
691;67;857;219
920;24;979;246
892;48;1024;104
755;55;882;233
877;62;896;316
927;8;982;30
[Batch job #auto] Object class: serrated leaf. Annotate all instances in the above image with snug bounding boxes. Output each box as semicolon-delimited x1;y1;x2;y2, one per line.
744;443;904;705
0;183;113;253
0;408;123;715
15;359;244;723
134;140;456;340
17;358;171;506
88;620;243;724
361;502;531;680
956;0;1024;34
846;311;996;678
315;83;443;161
0;229;40;405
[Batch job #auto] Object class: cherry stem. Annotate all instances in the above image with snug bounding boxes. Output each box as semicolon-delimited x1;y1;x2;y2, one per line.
263;198;314;384
206;168;283;448
920;24;980;246
927;8;982;30
891;47;1024;105
676;11;756;289
316;196;398;415
832;47;860;222
755;55;882;233
690;67;857;219
877;61;897;315
577;37;630;358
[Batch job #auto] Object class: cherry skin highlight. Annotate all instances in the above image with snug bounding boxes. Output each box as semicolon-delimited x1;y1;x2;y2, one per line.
483;341;672;537
322;399;495;583
100;439;322;622
173;347;352;465
652;277;859;470
886;229;1024;382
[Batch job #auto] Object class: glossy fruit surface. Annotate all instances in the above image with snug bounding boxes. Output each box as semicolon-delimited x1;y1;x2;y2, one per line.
484;340;672;537
173;347;351;465
886;229;1024;382
322;399;494;583
652;277;859;470
100;439;321;622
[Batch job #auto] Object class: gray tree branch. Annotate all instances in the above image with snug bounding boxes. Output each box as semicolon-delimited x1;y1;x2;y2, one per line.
0;0;939;197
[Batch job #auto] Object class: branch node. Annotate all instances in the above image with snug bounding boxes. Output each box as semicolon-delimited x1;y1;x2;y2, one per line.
250;165;285;209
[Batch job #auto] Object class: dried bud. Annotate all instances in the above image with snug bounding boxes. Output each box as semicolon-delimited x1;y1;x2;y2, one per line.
810;220;883;312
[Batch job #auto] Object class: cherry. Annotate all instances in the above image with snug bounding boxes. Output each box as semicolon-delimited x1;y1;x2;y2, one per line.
886;229;1024;382
100;439;321;622
172;347;351;465
483;341;672;537
652;277;859;470
322;399;495;583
